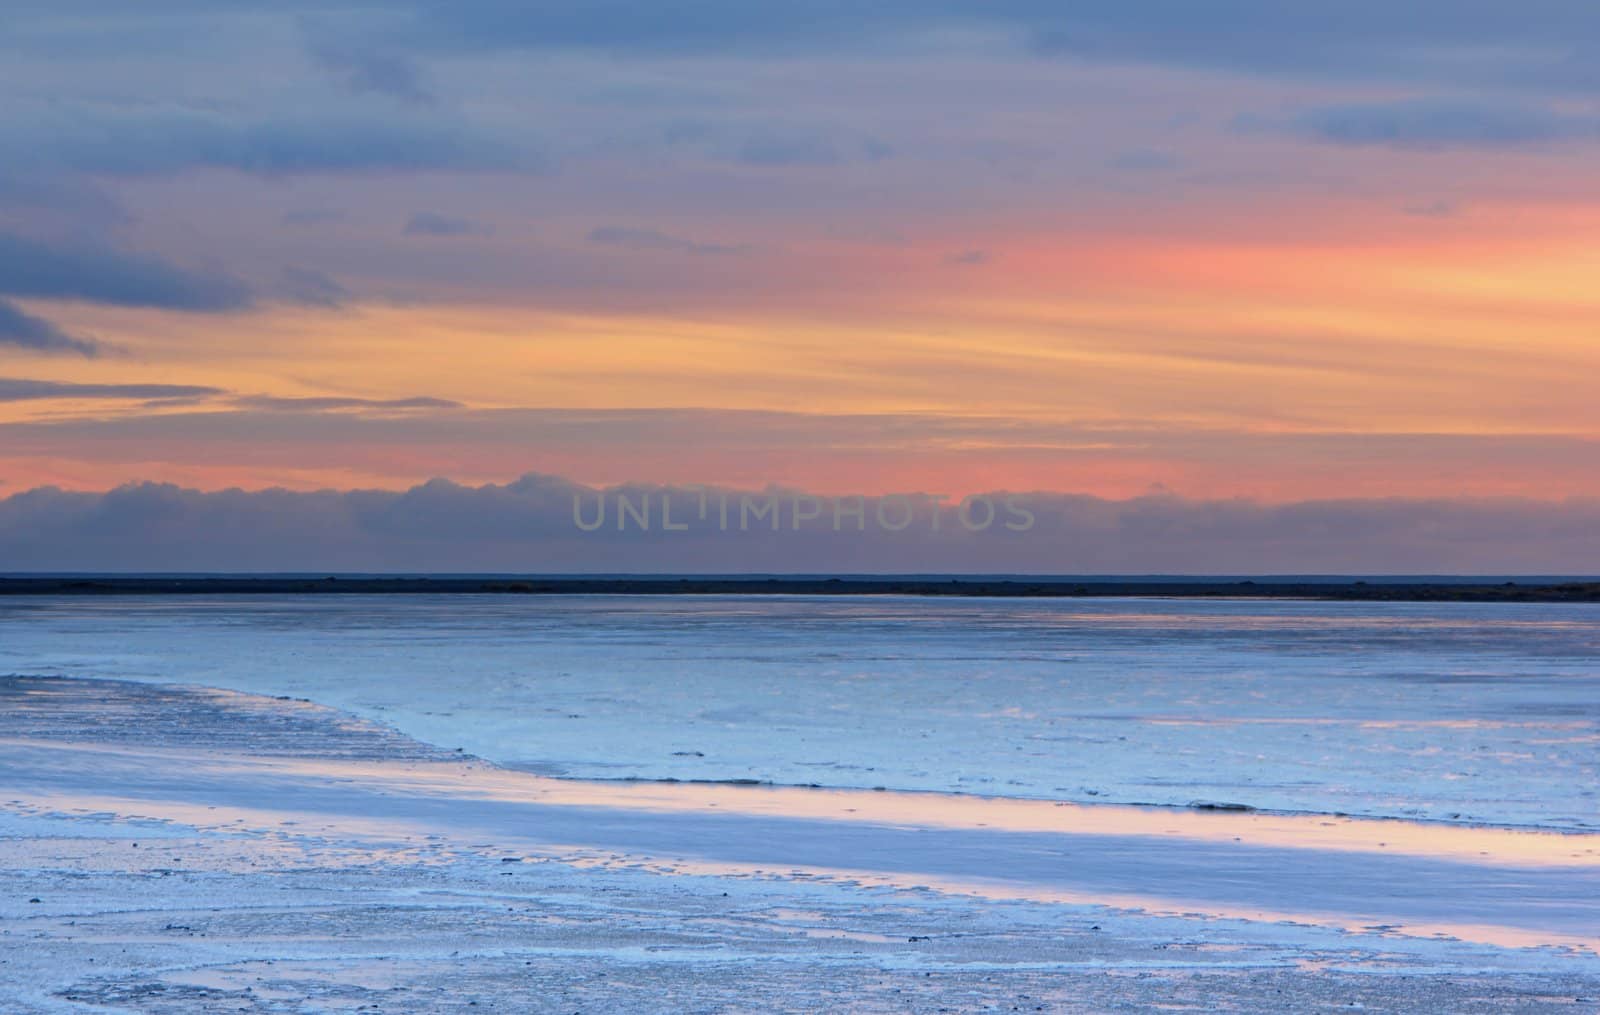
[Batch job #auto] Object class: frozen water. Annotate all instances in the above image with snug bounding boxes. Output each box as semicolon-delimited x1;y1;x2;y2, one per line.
3;595;1596;828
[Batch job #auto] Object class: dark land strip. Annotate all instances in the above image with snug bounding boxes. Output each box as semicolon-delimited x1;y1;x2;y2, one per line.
4;576;1600;600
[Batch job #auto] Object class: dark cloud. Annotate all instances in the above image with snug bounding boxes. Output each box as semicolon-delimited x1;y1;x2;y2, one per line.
733;133;842;168
588;225;747;256
233;394;463;411
10;1;1600;95
305;31;434;104
0;232;252;311
279;266;350;307
403;212;494;237
20;104;530;177
393;2;1600;93
1267;99;1600;150
404;1;920;54
0;378;223;402
0;170;125;227
3;472;1600;572
0;299;101;357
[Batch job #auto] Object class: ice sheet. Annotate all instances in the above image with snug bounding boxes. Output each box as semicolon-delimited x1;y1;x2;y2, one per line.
3;595;1595;829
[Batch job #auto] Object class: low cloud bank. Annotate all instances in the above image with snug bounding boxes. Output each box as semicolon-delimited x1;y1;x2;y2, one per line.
3;473;1598;574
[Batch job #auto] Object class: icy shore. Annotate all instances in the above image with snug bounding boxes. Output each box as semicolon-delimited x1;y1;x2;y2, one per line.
2;676;1597;1013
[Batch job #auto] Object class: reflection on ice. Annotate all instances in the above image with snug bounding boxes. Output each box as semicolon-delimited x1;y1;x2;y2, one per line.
7;735;1597;957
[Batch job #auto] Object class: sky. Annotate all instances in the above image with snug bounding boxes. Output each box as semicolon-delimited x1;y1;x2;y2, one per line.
3;3;1600;569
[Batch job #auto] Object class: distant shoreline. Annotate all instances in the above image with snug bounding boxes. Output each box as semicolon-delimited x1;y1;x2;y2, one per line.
5;575;1600;601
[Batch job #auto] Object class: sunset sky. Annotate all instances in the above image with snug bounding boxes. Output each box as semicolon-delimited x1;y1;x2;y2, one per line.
4;2;1600;504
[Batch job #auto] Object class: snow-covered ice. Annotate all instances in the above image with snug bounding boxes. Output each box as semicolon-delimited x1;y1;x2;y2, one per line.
3;676;1598;1012
2;595;1598;1012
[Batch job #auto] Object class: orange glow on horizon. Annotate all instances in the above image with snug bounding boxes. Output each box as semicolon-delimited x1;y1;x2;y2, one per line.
5;193;1599;498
